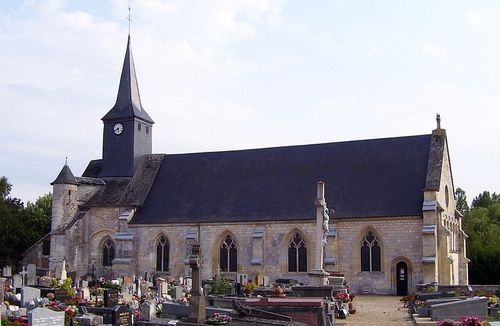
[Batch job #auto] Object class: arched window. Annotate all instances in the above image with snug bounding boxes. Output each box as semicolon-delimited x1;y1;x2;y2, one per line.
102;238;115;267
361;231;381;272
156;236;170;272
220;234;237;272
288;233;307;272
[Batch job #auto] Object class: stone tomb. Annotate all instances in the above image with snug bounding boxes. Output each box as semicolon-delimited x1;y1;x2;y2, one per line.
28;307;65;326
430;297;488;321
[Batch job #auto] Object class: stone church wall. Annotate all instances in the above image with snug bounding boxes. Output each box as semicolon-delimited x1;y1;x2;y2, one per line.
335;216;423;294
131;220;318;283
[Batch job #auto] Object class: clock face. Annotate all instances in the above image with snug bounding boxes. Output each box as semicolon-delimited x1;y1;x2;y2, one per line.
113;123;124;135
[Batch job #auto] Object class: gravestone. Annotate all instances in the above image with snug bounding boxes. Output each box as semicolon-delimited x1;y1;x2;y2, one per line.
140;301;155;321
79;287;91;301
104;288;119;308
54;288;70;303
21;287;41;308
185;277;192;290
28;307;65;326
26;264;37;286
157;277;167;296
2;266;12;277
0;278;6;302
13;274;22;291
121;283;134;302
113;305;132;326
172;286;183;300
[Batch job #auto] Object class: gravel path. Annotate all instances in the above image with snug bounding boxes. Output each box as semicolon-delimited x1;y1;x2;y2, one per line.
337;294;414;326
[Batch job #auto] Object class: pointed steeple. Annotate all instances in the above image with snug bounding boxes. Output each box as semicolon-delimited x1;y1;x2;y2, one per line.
51;161;78;185
102;36;154;124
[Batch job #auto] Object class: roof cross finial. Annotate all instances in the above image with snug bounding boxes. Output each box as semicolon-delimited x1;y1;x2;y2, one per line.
65;157;68;166
436;113;441;129
128;1;132;36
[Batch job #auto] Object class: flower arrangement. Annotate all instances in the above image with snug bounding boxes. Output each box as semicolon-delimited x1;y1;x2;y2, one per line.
1;317;28;326
458;316;484;326
272;287;286;297
206;313;232;325
244;281;256;295
334;292;350;302
488;295;499;306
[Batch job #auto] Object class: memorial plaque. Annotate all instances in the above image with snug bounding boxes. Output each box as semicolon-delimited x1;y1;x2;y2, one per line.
104;288;119;308
28;307;65;326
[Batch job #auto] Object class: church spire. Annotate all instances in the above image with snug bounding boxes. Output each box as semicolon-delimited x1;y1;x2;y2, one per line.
102;36;154;124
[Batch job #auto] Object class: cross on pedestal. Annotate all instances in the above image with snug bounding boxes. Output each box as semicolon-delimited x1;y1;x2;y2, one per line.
188;243;206;323
20;266;27;287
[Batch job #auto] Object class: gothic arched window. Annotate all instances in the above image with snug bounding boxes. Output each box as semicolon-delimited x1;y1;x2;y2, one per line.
361;231;381;272
156;236;170;272
288;233;307;272
220;235;237;272
102;238;115;267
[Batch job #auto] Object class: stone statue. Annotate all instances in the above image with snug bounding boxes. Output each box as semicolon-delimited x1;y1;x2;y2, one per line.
317;198;334;247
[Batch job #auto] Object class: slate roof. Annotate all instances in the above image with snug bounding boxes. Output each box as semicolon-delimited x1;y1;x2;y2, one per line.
101;36;154;124
51;164;78;185
129;134;432;224
79;154;164;207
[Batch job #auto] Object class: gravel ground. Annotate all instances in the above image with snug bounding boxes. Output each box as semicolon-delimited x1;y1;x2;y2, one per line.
337;294;414;326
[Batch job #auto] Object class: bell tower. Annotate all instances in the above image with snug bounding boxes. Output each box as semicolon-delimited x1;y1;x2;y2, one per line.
101;35;154;177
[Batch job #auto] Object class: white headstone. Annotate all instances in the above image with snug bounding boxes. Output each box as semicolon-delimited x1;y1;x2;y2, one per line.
28;307;65;326
13;274;22;290
2;266;12;277
60;260;67;282
21;287;41;308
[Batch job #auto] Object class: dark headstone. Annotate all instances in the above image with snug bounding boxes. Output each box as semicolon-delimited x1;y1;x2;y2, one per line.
54;288;70;302
104;288;119;308
113;305;132;326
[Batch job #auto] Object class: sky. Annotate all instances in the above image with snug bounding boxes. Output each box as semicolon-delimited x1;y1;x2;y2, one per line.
1;0;499;204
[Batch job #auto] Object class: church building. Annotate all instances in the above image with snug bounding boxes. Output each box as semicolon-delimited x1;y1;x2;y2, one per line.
24;36;469;295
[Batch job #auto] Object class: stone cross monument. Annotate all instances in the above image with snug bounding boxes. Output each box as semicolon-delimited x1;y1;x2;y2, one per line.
188;243;206;323
308;181;332;285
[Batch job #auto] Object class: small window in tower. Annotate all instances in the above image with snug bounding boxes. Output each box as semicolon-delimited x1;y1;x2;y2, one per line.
445;185;450;208
68;190;71;196
138;123;142;131
146;126;150;135
42;239;50;256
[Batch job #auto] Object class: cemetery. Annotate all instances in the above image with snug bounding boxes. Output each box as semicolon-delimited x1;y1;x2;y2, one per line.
1;257;360;325
402;284;500;325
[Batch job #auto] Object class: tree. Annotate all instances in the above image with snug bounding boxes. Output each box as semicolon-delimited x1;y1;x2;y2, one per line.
455;187;469;216
471;191;499;209
0;176;52;267
461;188;500;284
